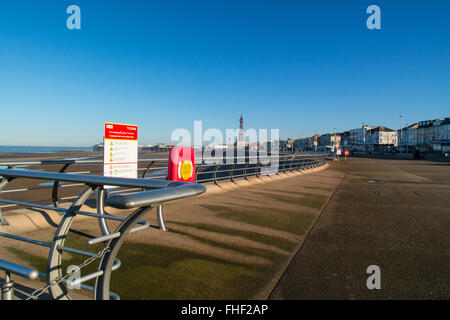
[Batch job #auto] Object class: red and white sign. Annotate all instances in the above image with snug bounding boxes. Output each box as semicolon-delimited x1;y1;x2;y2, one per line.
336;148;342;156
104;122;138;179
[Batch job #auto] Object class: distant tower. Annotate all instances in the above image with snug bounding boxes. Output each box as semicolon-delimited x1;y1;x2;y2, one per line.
239;114;244;142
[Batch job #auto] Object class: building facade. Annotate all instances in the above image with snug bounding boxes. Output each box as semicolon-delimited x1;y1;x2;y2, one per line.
340;131;351;149
348;125;374;151
294;134;320;151
366;126;398;152
318;133;341;152
289;116;449;155
398;123;419;152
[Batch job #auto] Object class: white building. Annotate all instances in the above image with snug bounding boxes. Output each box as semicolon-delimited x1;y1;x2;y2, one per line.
430;118;450;153
366;126;398;150
397;118;450;154
318;133;341;152
295;134;320;151
349;125;375;151
441;119;450;153
398;123;419;152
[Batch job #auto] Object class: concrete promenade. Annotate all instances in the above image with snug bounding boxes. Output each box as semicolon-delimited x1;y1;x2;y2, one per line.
270;158;450;299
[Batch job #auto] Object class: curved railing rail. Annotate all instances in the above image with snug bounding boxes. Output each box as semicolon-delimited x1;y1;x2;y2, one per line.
0;153;329;221
0;169;206;300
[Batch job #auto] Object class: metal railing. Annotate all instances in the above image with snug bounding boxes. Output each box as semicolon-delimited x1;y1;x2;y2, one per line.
196;153;328;184
0;153;329;222
0;169;206;300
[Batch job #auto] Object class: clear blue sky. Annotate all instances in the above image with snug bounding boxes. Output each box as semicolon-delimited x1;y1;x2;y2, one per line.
0;0;449;146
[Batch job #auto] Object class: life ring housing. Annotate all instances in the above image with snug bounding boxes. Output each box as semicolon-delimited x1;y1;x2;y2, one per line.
168;146;196;182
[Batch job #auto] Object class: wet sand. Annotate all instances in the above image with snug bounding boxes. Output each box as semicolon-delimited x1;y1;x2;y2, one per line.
0;150;170;213
0;150;169;161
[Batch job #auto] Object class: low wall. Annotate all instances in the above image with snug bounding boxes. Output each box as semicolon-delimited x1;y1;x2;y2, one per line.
351;153;450;162
350;153;414;160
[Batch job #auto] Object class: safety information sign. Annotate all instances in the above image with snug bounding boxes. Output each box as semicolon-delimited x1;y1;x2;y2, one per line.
103;122;138;179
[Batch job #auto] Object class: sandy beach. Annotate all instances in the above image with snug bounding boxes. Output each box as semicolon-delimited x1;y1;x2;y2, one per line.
0;150;170;162
0;150;170;214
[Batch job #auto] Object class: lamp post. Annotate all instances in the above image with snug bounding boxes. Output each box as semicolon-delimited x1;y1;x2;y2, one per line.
334;128;337;153
405;122;408;153
400;115;403;153
362;123;366;152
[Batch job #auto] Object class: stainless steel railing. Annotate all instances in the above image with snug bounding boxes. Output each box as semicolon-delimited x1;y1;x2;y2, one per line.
0;153;328;221
0;169;206;300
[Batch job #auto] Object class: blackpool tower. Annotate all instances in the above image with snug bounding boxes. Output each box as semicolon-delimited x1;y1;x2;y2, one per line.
239;114;244;142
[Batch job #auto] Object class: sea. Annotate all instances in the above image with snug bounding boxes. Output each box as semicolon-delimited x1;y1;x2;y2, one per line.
0;146;92;154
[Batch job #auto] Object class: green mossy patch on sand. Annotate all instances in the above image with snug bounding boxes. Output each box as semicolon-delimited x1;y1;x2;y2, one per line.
200;204;316;235
168;227;287;265
254;191;328;210
302;186;333;191
168;221;298;252
110;240;286;299
7;230;279;299
7;247;47;274
113;256;261;299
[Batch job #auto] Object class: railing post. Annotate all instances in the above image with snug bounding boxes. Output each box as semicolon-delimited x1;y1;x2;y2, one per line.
52;163;72;208
142;161;155;178
275;158;281;175
0;208;7;227
97;187;111;236
213;164;219;185
230;163;236;183
255;161;260;178
195;164;203;182
1;271;14;300
157;205;167;231
0;178;11;226
243;163;249;180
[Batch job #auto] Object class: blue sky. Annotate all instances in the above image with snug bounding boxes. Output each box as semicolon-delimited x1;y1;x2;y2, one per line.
0;0;449;146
